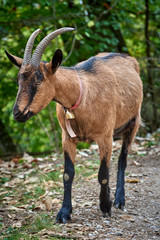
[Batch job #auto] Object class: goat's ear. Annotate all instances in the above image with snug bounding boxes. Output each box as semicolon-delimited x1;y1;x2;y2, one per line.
5;50;23;68
49;49;63;74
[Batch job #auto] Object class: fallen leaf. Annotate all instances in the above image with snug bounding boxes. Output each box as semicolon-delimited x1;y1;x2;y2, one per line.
116;238;127;240
37;157;44;161
137;151;147;155
11;157;21;164
90;144;99;150
22;152;34;163
0;191;8;196
121;215;135;222
5;206;24;211
34;202;46;211
126;178;140;183
79;151;88;157
12;221;22;228
24;177;39;184
133;161;142;166
17;174;25;179
52;198;61;205
45;197;52;211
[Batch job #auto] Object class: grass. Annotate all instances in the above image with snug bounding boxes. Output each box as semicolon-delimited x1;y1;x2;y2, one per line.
0;153;103;239
1;211;67;240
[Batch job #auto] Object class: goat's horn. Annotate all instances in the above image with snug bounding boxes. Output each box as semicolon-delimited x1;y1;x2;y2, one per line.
31;27;74;67
23;29;42;66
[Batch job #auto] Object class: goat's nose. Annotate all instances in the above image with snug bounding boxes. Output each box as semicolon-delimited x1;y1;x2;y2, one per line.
13;104;20;116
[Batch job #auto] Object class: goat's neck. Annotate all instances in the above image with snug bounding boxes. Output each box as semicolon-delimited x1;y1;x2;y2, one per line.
54;67;81;109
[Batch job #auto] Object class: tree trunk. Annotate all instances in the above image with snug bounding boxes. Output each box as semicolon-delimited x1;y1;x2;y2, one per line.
0;119;17;156
145;0;158;131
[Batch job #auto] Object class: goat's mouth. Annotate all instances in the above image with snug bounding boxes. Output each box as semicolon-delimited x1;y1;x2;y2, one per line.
13;109;34;122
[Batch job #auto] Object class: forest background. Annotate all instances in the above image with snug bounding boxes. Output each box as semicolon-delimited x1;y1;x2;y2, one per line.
0;0;160;156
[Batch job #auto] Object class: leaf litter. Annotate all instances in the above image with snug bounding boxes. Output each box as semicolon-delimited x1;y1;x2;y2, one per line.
0;132;160;239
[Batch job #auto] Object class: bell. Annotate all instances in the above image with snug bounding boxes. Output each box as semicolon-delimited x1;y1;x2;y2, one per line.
66;109;75;119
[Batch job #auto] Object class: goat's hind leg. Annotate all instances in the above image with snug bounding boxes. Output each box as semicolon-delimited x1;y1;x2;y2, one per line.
114;117;140;210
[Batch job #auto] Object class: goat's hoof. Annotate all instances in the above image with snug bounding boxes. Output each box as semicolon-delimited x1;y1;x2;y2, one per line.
100;199;112;217
102;209;111;218
113;202;124;210
56;207;72;224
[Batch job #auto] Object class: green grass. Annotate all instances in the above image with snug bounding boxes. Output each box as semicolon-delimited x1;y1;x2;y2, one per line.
1;213;66;240
0;153;101;239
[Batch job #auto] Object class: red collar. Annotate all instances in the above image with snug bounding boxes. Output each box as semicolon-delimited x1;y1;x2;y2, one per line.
65;70;83;138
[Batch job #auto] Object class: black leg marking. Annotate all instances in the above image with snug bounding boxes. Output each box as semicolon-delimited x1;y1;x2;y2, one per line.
56;152;75;223
114;119;136;210
114;145;127;210
98;158;112;217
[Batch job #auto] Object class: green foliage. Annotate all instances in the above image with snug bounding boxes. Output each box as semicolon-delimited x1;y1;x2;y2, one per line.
0;0;160;155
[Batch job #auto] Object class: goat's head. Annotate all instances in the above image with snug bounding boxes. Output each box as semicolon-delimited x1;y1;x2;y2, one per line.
5;27;74;122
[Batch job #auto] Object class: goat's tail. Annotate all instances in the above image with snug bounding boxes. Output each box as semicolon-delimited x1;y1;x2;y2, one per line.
127;110;142;149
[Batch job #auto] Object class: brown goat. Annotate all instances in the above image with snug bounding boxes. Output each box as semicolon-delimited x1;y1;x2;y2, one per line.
5;28;143;223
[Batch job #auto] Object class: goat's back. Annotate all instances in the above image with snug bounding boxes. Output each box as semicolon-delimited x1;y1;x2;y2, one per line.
57;53;143;140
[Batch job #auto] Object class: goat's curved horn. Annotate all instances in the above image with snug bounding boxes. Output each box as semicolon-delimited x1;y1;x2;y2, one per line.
23;29;42;66
31;27;74;67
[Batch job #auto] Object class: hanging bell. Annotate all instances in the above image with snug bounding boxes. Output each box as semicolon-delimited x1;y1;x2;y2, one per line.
65;109;75;119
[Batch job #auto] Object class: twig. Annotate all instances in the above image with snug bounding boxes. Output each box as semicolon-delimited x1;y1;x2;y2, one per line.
36;114;53;144
97;0;119;21
62;23;77;64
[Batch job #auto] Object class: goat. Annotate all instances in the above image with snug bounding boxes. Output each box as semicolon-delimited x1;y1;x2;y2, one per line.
5;27;143;223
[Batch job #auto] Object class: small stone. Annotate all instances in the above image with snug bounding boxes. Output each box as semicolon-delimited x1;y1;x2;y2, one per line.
116;232;123;236
89;233;94;237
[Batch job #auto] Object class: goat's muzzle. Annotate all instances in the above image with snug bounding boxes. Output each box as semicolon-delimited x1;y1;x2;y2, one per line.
13;104;33;122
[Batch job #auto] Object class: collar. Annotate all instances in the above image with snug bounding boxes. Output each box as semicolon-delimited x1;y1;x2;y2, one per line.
65;69;83;138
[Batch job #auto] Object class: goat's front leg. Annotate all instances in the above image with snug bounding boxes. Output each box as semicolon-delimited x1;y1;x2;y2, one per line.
98;137;112;217
56;134;76;223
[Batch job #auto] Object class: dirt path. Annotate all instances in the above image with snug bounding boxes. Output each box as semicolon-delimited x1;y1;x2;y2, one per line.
43;153;159;240
0;140;160;239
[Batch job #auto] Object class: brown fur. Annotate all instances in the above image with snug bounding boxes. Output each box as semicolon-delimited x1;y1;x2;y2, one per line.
9;53;143;162
55;55;143;165
7;51;143;219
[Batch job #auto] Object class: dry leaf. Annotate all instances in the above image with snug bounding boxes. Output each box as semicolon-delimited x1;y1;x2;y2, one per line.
17;174;25;179
0;191;8;196
24;177;39;184
122;215;135;221
5;206;24;211
79;151;88;157
126;178;140;183
11;157;21;164
37;157;44;161
116;238;127;240
133;161;142;166
52;198;61;205
34;202;46;211
45;197;52;211
22;152;34;162
12;221;22;228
